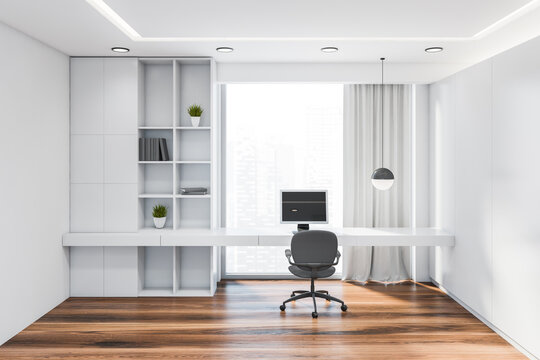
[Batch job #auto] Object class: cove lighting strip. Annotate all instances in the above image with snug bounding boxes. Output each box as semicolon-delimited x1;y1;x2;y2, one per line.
86;0;540;42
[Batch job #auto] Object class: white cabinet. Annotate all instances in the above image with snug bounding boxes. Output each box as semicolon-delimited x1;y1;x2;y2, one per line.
71;184;103;232
70;58;139;233
68;57;220;297
70;58;103;134
104;59;139;134
104;184;138;232
70;246;138;297
104;134;137;183
70;247;104;296
104;247;138;296
71;135;104;183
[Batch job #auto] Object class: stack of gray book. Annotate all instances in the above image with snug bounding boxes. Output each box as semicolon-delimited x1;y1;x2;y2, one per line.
180;187;208;195
139;138;170;161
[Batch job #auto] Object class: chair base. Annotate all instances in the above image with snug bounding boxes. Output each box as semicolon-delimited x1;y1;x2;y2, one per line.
280;278;347;317
291;289;328;297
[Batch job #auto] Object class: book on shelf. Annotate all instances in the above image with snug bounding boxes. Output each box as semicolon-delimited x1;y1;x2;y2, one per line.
159;138;170;161
180;187;208;195
139;138;170;161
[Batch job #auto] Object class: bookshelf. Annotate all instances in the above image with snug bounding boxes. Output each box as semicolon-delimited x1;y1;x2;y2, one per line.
136;58;217;296
138;58;215;232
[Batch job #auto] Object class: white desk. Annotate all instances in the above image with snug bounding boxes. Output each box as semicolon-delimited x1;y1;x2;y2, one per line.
63;227;454;247
63;227;453;298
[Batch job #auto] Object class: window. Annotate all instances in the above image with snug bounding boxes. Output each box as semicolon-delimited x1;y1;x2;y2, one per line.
225;84;343;275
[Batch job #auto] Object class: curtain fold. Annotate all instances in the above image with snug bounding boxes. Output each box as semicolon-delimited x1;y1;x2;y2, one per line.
342;84;411;282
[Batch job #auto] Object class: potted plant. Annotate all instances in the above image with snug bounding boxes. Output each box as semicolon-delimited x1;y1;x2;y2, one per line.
152;204;168;229
187;104;204;127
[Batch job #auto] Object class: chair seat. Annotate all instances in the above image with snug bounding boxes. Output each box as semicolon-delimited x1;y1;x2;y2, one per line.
288;265;335;279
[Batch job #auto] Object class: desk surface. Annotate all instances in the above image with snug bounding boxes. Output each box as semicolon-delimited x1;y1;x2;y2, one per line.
63;227;454;247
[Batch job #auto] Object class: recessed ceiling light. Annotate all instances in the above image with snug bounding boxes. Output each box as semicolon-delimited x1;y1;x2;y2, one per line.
425;46;443;53
321;46;338;53
111;47;129;53
216;47;234;53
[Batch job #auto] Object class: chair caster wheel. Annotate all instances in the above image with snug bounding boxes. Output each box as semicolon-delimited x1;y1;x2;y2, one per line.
312;312;318;318
341;304;348;312
280;304;286;311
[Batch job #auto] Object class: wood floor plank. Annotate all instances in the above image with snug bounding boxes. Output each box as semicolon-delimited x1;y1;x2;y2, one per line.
0;280;525;359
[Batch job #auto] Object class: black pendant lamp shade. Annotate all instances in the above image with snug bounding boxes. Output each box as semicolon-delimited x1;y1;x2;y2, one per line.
371;167;395;191
371;57;395;191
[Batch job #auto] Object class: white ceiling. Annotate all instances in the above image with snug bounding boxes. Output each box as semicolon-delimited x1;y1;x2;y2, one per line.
106;0;530;38
0;0;539;82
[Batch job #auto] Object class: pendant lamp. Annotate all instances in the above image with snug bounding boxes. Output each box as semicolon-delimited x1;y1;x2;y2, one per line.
371;58;395;191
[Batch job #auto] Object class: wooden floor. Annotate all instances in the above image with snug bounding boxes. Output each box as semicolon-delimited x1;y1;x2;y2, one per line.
0;280;524;360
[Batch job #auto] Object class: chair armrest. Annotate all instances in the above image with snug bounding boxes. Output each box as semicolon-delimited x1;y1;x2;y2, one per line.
285;249;293;265
332;249;341;265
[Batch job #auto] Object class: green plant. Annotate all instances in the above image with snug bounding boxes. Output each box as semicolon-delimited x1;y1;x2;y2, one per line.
187;104;204;117
152;204;168;218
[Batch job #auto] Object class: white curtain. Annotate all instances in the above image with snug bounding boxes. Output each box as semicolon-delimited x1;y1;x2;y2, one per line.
342;84;411;282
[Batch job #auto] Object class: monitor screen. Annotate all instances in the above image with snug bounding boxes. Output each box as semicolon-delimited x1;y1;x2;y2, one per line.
280;190;328;224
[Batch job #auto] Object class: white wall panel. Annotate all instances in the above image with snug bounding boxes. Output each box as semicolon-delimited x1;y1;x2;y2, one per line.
71;184;104;232
71;135;103;183
71;58;103;134
70;247;104;296
429;35;540;359
492;37;540;358
412;85;431;281
71;58;140;235
429;76;456;285
104;184;138;232
0;22;69;345
104;59;138;134
104;247;138;296
451;62;493;320
104;134;137;183
217;62;466;84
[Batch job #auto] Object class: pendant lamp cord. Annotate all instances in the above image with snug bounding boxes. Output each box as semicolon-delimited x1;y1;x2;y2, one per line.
380;57;385;168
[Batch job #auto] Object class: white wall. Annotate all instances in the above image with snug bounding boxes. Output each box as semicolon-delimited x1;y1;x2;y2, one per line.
429;35;540;358
217;62;468;84
0;22;69;345
411;84;430;281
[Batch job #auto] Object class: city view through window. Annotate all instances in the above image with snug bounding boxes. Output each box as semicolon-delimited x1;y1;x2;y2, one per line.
225;84;344;275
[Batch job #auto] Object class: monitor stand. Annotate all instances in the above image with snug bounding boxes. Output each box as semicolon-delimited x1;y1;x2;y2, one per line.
292;224;310;234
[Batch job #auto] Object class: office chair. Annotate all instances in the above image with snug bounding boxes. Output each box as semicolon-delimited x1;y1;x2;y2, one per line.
279;230;347;318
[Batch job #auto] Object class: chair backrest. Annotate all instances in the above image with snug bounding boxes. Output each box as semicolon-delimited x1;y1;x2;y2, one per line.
291;230;337;265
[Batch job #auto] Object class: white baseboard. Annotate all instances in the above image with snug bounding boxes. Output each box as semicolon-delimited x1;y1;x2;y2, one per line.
431;278;537;360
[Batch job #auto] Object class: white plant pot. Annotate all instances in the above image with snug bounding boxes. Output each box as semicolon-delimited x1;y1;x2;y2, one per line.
190;116;201;127
153;217;166;229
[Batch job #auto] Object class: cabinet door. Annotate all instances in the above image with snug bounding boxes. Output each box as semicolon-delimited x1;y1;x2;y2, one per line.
104;134;137;183
71;184;104;232
70;247;104;296
104;59;139;134
104;247;138;296
71;135;104;183
71;58;104;134
104;184;138;232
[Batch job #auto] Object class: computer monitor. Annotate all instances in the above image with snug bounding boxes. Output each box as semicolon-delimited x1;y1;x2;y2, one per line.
280;190;328;231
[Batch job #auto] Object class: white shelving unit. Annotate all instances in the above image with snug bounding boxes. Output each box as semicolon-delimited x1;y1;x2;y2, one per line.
136;57;218;296
138;58;215;231
69;57;220;297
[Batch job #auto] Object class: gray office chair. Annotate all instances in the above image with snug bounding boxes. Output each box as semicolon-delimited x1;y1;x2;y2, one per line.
279;230;347;318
